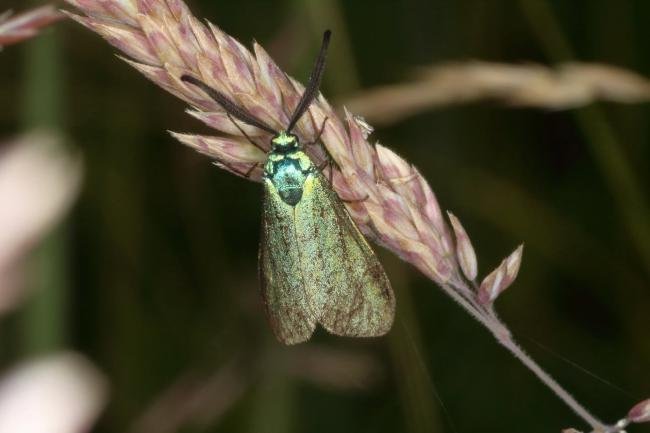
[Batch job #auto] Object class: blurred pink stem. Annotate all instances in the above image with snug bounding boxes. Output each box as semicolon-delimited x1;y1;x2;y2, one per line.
0;6;63;47
442;281;610;432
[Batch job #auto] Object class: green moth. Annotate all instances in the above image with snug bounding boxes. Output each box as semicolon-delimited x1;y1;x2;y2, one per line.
182;31;395;344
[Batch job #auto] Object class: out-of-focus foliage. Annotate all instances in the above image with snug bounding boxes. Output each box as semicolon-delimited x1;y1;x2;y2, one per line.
0;1;648;433
0;6;62;49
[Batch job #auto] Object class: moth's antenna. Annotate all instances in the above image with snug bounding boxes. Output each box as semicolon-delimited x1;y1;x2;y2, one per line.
286;30;331;133
181;75;277;135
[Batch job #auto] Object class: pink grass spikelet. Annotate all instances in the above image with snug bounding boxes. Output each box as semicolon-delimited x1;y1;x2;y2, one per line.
478;244;523;304
628;398;650;424
447;212;478;281
64;0;458;287
345;61;650;126
0;6;63;48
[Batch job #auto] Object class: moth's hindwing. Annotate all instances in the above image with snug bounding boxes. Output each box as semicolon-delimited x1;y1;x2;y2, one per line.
259;164;395;344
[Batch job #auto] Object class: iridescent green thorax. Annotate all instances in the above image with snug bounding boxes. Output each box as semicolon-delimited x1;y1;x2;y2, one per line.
265;132;315;207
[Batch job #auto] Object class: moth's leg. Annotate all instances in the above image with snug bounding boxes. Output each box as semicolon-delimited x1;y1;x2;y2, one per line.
319;162;369;203
317;159;333;179
228;113;266;152
340;193;369;204
308;117;365;202
308;117;339;167
316;156;339;187
317;160;328;171
244;162;261;179
305;116;329;148
213;158;261;180
307;117;344;184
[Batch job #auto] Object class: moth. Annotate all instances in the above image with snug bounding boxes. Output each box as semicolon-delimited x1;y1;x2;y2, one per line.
182;31;395;344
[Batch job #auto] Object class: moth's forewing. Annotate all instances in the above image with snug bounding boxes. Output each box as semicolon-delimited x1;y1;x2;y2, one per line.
259;177;318;345
294;171;395;337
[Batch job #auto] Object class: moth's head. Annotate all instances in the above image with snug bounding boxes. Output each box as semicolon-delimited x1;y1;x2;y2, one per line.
271;131;299;152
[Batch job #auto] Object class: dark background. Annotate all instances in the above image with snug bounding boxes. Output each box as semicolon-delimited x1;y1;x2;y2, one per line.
1;0;649;432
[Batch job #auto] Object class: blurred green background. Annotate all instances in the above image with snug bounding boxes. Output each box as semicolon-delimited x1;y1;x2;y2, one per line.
1;0;649;432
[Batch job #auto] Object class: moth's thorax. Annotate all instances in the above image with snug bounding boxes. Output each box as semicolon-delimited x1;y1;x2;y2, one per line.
264;149;314;207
